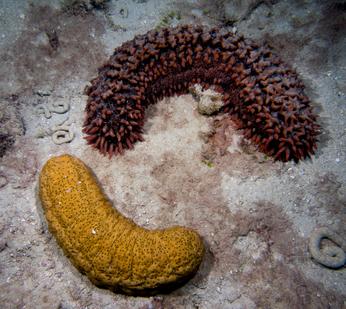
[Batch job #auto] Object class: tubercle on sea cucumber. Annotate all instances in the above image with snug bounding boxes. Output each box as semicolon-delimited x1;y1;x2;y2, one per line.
83;25;319;162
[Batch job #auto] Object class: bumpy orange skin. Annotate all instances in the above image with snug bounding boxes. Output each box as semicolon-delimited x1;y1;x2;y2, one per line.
38;154;204;295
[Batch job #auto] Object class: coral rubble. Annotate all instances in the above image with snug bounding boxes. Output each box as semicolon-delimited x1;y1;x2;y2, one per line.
190;84;224;115
84;25;319;162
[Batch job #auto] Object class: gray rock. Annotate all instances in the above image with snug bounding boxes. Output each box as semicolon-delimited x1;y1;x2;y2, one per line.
224;0;262;23
0;102;24;157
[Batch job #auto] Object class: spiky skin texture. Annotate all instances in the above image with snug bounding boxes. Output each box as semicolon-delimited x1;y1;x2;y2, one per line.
84;25;319;162
39;154;204;295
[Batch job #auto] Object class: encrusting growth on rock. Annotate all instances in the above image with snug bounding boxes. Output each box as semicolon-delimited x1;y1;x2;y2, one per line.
84;25;319;162
39;154;204;295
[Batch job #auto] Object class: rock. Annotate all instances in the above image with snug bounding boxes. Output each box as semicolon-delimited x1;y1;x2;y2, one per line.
190;85;224;116
224;0;263;23
0;102;24;157
0;175;8;188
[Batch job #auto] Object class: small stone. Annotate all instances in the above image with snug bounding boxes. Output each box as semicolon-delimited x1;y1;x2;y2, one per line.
0;175;8;188
34;86;52;97
119;7;128;18
190;85;224;115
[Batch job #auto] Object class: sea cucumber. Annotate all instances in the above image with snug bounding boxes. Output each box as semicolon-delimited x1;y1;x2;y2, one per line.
83;25;319;162
38;154;204;295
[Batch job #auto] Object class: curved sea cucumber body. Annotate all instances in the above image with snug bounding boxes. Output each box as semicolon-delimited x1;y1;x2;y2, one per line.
39;154;204;295
83;25;319;162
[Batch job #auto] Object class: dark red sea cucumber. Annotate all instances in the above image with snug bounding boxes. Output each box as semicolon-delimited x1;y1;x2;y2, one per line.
83;25;319;162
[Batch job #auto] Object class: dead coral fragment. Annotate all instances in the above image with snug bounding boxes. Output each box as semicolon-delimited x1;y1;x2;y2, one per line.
190;84;224;115
39;154;204;295
84;25;319;162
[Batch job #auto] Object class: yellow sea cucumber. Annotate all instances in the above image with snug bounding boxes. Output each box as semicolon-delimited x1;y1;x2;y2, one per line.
38;154;204;295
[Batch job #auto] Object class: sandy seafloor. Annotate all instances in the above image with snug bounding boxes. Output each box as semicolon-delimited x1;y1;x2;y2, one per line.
0;0;345;308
